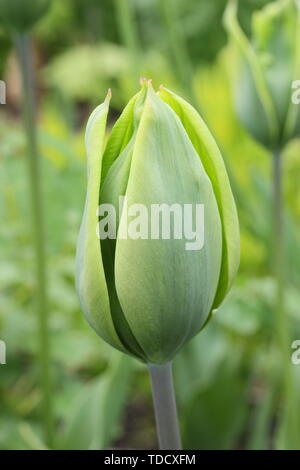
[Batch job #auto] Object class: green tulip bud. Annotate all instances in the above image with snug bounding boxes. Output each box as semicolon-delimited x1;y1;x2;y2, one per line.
0;0;51;32
75;80;240;364
224;0;300;150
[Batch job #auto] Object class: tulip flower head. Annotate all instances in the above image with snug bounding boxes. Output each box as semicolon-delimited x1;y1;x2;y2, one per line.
224;0;300;150
76;80;239;364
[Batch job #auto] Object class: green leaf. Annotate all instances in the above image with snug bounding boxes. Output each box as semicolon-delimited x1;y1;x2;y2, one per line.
61;354;133;450
182;357;249;450
17;423;48;450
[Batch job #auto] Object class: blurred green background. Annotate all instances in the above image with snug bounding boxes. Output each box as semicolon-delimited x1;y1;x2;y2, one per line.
1;0;300;450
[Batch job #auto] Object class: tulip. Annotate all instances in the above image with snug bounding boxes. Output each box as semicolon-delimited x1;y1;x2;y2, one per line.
75;79;240;365
224;0;300;151
224;0;300;447
0;0;51;32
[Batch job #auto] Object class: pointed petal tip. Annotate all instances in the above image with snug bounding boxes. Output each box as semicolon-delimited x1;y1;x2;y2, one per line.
139;78;149;88
105;88;112;103
157;85;174;97
139;78;153;88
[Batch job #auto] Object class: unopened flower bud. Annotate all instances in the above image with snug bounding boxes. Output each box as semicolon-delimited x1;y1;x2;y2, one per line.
76;81;240;364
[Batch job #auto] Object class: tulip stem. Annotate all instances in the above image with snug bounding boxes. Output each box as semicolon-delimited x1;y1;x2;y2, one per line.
272;150;300;445
148;362;182;450
159;0;196;105
14;33;53;448
113;0;140;83
272;151;287;354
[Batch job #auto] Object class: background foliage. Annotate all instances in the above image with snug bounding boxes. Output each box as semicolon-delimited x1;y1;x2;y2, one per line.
0;0;300;449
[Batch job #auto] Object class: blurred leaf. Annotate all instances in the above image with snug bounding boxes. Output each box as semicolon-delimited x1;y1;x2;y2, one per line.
61;354;133;449
274;367;300;450
175;324;229;404
43;43;131;107
246;352;280;450
17;423;48;450
181;357;249;450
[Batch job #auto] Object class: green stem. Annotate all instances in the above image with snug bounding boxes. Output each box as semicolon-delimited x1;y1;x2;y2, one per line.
148;362;182;450
272;150;299;447
114;0;140;83
14;34;53;448
159;0;195;105
273;151;287;351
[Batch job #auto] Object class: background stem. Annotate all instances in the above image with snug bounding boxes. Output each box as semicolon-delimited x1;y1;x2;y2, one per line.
148;362;182;450
159;0;195;105
273;151;287;352
114;0;140;83
14;34;53;448
272;150;300;447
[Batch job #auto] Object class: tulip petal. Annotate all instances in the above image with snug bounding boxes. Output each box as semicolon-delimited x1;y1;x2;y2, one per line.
101;85;147;182
100;137;147;360
75;90;126;353
114;85;222;363
158;87;240;308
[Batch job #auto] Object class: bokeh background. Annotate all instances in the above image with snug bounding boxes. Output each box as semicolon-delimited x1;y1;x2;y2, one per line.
1;0;300;450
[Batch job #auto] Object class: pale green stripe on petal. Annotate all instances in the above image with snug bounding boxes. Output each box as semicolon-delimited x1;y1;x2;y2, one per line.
158;86;240;308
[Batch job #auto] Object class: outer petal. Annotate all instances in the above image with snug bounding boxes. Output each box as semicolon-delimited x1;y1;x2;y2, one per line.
158;87;240;308
114;85;222;364
75;90;126;353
